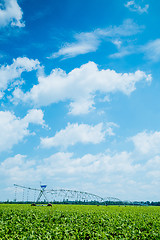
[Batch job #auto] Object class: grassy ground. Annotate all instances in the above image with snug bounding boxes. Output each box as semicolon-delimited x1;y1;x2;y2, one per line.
0;204;160;239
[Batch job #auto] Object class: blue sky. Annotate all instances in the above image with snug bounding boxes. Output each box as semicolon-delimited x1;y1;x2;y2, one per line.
0;0;160;202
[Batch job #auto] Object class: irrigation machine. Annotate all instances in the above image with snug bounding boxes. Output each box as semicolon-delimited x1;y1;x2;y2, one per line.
13;184;121;205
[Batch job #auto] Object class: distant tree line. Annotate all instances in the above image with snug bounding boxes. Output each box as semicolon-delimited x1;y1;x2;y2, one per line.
1;200;160;206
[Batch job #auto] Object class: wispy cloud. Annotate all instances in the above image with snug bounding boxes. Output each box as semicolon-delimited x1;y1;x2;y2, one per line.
51;32;100;59
0;0;25;28
142;39;160;62
125;1;149;14
48;19;143;59
110;38;160;62
109;44;136;58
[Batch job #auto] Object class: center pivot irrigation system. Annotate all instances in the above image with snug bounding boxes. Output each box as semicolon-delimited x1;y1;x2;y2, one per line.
14;184;121;203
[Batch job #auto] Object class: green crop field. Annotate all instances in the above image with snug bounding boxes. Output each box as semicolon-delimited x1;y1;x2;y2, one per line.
0;204;160;239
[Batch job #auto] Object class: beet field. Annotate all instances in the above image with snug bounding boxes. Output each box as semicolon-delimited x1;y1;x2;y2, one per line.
0;204;160;239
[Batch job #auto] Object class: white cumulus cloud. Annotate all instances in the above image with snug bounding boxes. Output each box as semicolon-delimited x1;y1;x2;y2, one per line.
131;130;160;155
0;154;37;184
2;150;159;201
40;123;107;149
0;57;40;98
0;0;24;27
41;122;119;149
0;109;44;153
13;61;152;115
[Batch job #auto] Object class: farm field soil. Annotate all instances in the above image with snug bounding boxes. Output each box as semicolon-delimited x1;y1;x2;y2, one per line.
0;204;160;239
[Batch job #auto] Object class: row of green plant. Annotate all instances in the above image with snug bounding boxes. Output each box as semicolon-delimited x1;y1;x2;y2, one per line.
0;204;160;239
